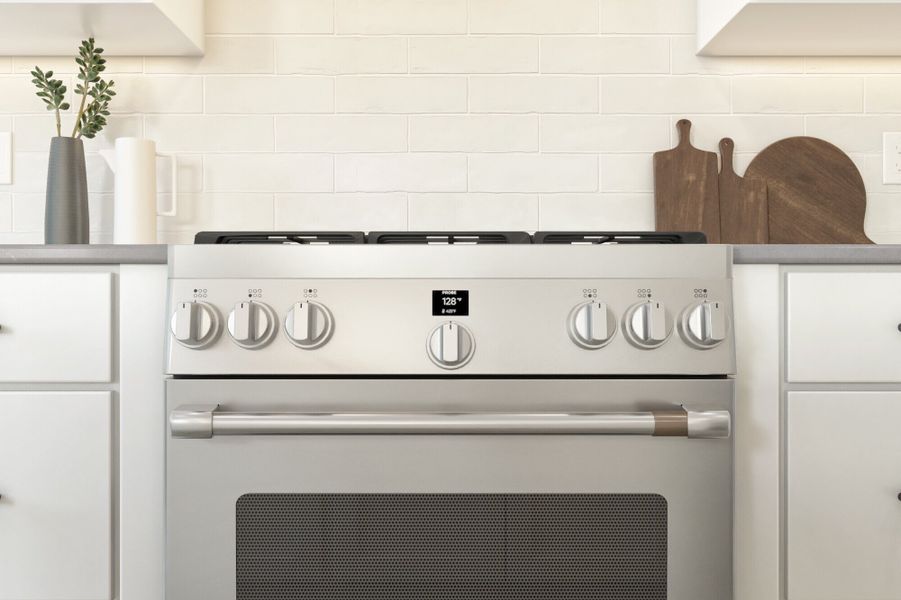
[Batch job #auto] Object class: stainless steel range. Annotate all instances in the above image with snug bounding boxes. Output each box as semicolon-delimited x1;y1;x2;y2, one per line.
165;232;735;600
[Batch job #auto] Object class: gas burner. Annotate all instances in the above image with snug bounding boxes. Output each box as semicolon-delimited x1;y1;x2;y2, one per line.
533;232;707;245
367;232;532;244
194;231;366;245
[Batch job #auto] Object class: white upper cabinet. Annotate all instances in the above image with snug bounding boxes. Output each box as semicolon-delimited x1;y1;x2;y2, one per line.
698;0;901;56
0;0;203;56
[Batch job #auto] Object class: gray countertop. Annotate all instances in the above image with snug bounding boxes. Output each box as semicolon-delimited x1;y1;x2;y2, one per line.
0;244;900;265
0;244;167;264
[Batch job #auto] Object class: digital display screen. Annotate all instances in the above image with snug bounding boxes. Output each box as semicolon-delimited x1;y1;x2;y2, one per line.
432;290;469;316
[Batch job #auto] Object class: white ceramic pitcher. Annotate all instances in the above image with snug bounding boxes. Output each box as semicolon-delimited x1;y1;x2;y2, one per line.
99;137;178;244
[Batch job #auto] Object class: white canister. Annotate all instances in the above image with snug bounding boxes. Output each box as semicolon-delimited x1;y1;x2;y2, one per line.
100;137;178;244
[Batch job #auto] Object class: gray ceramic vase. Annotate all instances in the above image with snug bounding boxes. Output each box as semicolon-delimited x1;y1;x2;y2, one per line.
45;136;89;244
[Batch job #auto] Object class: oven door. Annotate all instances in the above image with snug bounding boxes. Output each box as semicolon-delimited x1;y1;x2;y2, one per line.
166;378;733;600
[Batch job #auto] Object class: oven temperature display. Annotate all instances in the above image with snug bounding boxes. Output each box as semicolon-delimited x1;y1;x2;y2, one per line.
432;290;469;316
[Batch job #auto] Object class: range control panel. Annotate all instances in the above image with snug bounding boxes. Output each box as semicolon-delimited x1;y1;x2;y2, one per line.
166;278;735;376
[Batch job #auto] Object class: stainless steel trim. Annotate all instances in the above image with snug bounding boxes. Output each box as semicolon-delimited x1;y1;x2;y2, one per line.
169;405;731;439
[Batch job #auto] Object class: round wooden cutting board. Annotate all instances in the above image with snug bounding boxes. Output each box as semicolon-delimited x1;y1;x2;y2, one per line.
744;137;871;244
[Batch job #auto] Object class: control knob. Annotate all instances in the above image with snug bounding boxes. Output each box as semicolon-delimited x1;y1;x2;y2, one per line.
227;301;277;349
568;301;617;349
170;301;221;349
624;300;672;349
427;322;474;369
285;301;334;349
680;301;728;349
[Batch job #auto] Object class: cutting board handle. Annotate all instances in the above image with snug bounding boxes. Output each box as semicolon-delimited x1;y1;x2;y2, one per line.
719;138;735;175
676;119;692;149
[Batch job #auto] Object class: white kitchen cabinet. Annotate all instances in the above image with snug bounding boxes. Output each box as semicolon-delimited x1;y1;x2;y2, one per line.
0;0;203;56
0;391;113;600
0;272;112;383
787;271;901;383
787;391;901;600
698;0;901;56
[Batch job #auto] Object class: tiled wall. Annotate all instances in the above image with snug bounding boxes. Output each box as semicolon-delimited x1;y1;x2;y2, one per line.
1;0;901;242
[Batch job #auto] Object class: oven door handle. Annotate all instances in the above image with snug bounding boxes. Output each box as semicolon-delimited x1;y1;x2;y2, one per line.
169;406;730;439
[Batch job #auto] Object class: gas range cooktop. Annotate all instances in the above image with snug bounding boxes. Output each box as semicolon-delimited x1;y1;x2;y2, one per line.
193;231;708;245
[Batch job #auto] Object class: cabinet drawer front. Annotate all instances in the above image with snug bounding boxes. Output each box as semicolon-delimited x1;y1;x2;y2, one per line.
787;392;901;600
0;391;112;600
0;272;112;382
787;271;901;383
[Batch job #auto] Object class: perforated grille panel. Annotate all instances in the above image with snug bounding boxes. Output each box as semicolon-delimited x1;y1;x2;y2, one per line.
236;493;667;600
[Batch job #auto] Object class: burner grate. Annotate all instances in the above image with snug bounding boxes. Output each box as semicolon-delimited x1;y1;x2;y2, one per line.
367;232;533;244
533;232;707;245
236;493;667;600
194;231;366;244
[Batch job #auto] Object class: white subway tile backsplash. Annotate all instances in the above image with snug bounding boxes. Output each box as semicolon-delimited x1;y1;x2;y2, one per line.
157;193;275;232
335;153;467;192
205;154;333;192
14;115;143;152
540;37;670;74
599;155;654;192
336;76;467;113
469;154;598;193
539;193;656;230
671;36;803;75
275;193;408;230
277;37;407;75
470;0;599;34
865;77;901;113
0;193;10;231
111;76;204;114
4;1;901;242
602;77;731;114
206;0;334;34
276;115;408;152
601;0;695;34
805;116;901;154
470;76;599;113
146;37;275;74
732;77;864;114
409;115;538;152
409;193;538;230
410;37;538;74
145;116;274;152
336;0;466;34
205;76;334;113
540;116;670;152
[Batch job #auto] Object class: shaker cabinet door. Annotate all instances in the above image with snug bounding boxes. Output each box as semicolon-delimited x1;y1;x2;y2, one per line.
787;391;901;600
0;391;112;600
0;272;112;382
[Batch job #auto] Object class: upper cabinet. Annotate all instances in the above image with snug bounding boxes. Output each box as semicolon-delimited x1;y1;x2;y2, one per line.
0;0;204;56
698;0;901;56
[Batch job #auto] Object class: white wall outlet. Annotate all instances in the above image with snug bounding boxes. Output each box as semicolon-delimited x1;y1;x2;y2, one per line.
0;132;10;185
883;132;901;184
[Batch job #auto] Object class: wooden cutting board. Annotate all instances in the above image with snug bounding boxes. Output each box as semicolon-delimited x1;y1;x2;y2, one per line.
718;138;768;244
745;137;871;244
654;119;721;242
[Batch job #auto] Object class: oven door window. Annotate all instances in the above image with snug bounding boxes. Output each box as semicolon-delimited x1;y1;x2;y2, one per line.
236;493;667;600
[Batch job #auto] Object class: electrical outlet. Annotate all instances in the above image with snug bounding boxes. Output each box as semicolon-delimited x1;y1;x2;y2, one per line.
883;132;901;184
0;132;10;185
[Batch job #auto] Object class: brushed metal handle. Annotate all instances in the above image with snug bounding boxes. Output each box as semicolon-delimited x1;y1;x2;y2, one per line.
169;405;731;440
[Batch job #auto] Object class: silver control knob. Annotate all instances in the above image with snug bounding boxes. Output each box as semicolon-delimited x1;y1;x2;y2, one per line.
680;301;728;349
284;301;333;349
624;300;672;349
227;301;277;349
427;322;474;369
568;301;617;349
170;301;221;349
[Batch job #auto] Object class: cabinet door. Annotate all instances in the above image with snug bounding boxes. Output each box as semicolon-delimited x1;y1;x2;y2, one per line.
787;392;901;600
0;392;112;600
0;272;112;382
787;272;901;383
